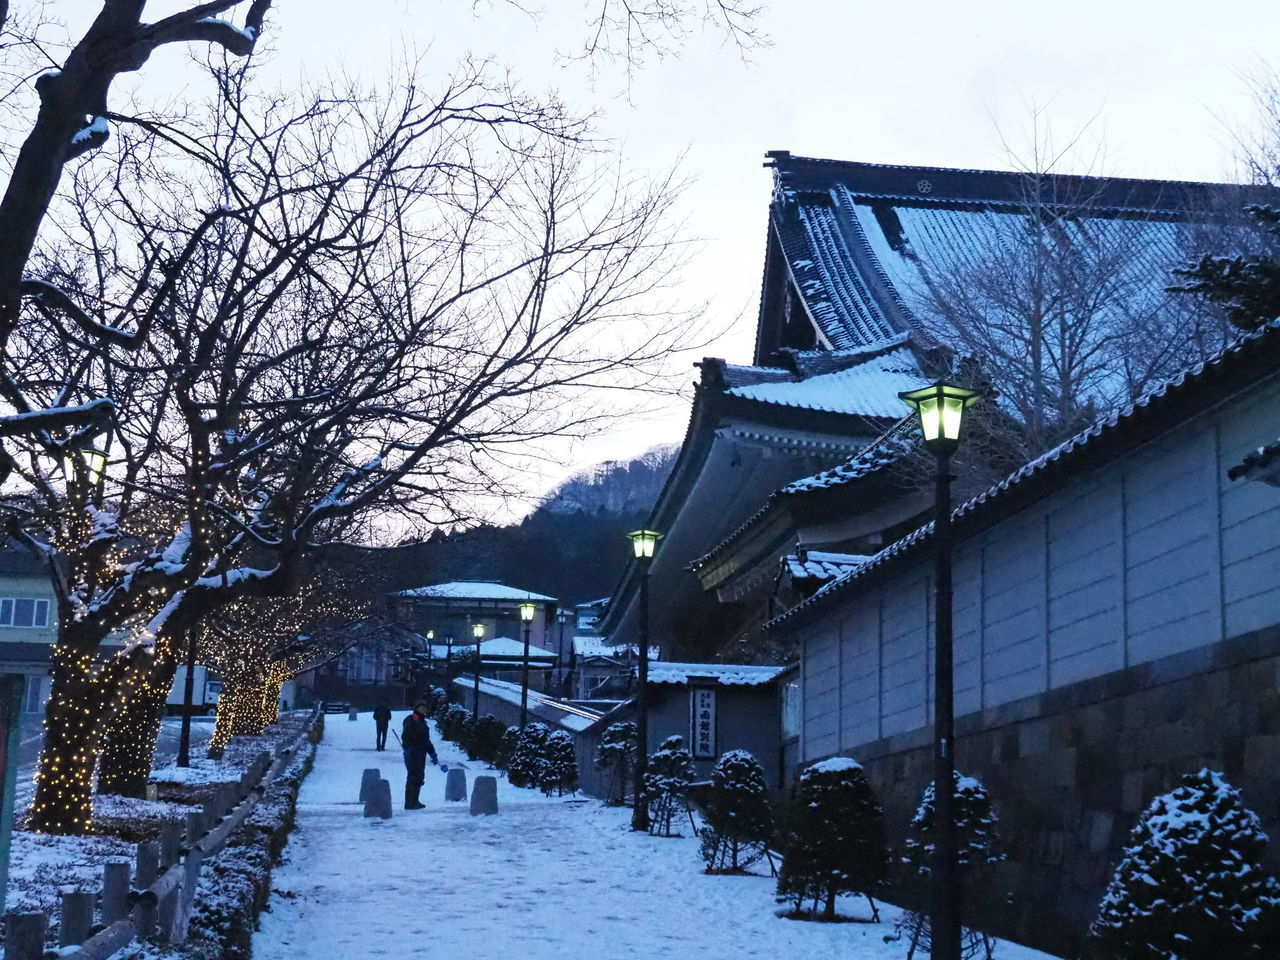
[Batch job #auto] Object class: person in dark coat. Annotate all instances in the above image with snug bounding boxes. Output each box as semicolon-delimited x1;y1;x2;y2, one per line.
373;703;392;751
401;701;439;810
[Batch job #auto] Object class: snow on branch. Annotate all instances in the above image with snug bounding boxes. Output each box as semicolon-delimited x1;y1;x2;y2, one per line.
0;398;112;437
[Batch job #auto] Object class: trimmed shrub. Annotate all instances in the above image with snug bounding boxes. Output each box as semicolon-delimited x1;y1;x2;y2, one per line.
897;771;1004;960
540;730;579;796
508;722;550;789
643;735;693;837
596;721;637;806
776;756;887;920
495;726;520;771
699;749;773;873
1088;768;1280;960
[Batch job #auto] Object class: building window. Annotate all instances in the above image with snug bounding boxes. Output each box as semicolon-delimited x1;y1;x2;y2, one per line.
0;598;49;628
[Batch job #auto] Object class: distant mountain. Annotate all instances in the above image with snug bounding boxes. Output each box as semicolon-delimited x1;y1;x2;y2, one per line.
383;446;678;607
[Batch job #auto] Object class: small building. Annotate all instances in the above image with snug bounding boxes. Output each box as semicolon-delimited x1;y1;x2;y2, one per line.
573;598;608;634
575;661;787;797
390;580;559;655
0;546;58;717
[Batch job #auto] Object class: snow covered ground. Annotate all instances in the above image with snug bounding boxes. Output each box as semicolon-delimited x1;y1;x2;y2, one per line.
254;712;1059;960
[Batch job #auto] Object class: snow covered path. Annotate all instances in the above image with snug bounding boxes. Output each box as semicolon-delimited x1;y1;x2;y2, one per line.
254;713;1056;960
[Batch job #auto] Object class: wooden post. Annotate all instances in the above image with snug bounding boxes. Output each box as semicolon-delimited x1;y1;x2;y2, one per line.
184;810;204;848
171;850;202;943
101;860;131;925
156;886;178;944
135;842;160;939
159;821;182;867
59;890;93;946
4;910;46;960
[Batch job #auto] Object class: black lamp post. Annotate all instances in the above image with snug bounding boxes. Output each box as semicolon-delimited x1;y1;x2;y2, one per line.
627;528;662;832
556;608;572;695
425;629;435;687
471;621;484;716
518;601;536;727
176;625;197;767
899;380;982;960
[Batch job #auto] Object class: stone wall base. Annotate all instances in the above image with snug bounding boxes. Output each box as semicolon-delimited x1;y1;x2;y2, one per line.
821;626;1280;958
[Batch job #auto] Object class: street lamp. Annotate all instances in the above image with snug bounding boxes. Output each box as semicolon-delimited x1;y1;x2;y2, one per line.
425;629;435;686
627;528;663;831
471;621;484;716
556;608;572;695
518;601;537;727
62;444;107;488
899;380;982;960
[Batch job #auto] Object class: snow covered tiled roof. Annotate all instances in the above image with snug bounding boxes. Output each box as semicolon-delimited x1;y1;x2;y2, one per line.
784;551;870;581
394;581;556;602
476;636;557;659
725;346;925;418
768;153;1259;356
572;637;658;659
647;662;786;686
770;320;1280;627
783;416;918;493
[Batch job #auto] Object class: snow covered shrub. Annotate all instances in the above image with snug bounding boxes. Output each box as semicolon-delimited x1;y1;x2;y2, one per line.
508;722;550;789
898;771;1005;960
540;730;579;796
441;703;472;744
432;698;451;729
471;715;508;765
423;686;447;713
496;726;520;772
643;735;694;837
596;721;637;806
698;750;773;873
1087;768;1280;960
776;756;887;920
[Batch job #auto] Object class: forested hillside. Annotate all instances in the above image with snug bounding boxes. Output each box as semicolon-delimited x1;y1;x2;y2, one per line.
384;447;678;605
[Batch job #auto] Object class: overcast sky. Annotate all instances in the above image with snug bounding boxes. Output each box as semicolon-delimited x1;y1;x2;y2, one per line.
68;0;1280;501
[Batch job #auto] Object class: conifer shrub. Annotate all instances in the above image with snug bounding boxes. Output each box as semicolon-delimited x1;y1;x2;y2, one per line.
596;721;637;806
898;771;1005;960
1088;768;1280;960
540;730;579;796
698;750;773;873
440;703;471;744
508;722;550;789
495;726;520;772
471;715;508;765
643;734;694;836
776;756;887;920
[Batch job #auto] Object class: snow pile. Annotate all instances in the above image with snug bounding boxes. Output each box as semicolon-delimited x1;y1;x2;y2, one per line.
807;756;862;774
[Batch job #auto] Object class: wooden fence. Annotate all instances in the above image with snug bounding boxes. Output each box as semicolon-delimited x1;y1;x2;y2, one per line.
3;706;322;960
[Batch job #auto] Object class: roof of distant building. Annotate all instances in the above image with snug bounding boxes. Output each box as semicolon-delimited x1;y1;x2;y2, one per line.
726;345;924;419
0;545;48;578
572;637;658;659
1228;438;1280;484
647;662;786;686
394;581;556;602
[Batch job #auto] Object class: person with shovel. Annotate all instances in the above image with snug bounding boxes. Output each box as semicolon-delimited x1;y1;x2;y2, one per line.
400;701;439;810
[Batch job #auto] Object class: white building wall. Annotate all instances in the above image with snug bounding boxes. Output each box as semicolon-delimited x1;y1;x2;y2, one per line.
798;375;1280;761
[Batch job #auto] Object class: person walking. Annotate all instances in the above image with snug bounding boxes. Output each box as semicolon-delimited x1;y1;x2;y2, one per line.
373;703;392;751
401;701;439;810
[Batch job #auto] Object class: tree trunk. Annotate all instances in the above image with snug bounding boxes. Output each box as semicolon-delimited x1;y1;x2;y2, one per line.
208;674;271;755
824;889;836;920
96;656;178;798
28;645;110;834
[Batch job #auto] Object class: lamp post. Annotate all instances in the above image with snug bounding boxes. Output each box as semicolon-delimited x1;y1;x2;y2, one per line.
518;601;536;728
176;625;197;767
627;528;662;832
62;445;107;489
471;622;484;716
899;381;982;960
556;608;572;695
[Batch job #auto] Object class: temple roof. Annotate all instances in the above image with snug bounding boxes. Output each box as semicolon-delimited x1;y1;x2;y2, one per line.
760;151;1257;362
782;551;869;582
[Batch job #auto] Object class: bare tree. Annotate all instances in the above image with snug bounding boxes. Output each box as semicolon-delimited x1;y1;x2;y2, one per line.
5;58;692;833
905;120;1239;457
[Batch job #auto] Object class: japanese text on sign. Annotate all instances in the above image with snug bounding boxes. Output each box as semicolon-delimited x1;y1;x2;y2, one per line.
690;688;716;759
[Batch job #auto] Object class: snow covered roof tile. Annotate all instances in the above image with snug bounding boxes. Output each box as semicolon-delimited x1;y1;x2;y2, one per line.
646;661;785;686
784;551;870;581
769;320;1280;628
572;636;658;659
725;346;925;419
393;581;556;602
783;416;918;493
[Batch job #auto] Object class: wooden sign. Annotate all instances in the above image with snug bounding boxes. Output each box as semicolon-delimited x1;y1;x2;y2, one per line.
690;687;716;759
